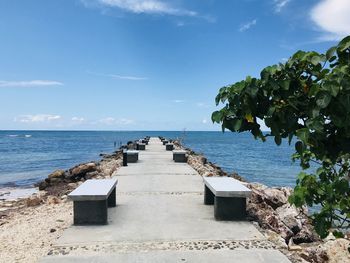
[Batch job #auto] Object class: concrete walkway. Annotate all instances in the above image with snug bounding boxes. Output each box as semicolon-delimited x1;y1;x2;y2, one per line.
41;137;291;262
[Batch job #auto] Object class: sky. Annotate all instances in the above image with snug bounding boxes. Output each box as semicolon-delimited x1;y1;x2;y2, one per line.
0;0;349;131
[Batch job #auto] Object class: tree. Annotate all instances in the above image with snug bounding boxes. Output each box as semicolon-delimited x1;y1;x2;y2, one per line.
212;36;350;238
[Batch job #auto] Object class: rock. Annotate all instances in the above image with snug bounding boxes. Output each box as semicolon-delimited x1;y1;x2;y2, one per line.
47;196;60;205
85;171;98;180
265;230;288;249
69;162;97;180
263;188;288;209
200;156;207;164
50;228;56;233
323;238;350;263
67;183;77;189
302;245;329;263
293;226;320;244
276;204;302;234
288;239;302;251
48;170;65;179
49;177;62;184
288;244;303;251
26;196;41;207
38;181;49;190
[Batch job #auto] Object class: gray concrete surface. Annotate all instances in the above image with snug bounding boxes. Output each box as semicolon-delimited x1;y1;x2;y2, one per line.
42;137;291;263
41;249;291;263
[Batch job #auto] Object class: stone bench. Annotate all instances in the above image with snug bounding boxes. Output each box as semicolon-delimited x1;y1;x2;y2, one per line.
203;177;251;221
126;150;139;163
68;178;118;225
166;143;174;151
137;143;146;150
173;150;187;162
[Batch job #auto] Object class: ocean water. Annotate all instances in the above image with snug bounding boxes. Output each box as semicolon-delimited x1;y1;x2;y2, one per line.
0;131;301;188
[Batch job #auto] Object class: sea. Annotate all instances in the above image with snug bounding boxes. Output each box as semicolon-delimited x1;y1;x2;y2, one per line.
0;131;302;189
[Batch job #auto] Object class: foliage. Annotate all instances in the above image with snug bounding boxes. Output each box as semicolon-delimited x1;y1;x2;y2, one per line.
212;36;350;238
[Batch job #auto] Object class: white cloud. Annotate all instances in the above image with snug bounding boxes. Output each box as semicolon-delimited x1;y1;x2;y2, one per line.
0;80;63;88
15;114;62;123
239;19;257;32
71;117;85;123
172;99;184;103
109;74;147;80
96;0;197;16
99;117;134;125
274;0;291;13
311;0;350;41
87;71;147;80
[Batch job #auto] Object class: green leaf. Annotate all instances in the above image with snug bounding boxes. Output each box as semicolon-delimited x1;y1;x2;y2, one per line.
326;46;337;60
323;82;340;97
316;92;332;108
232;119;243;131
311;55;322;66
274;135;282;145
296;128;309;144
338;35;350;51
211;111;223;123
333;230;344;238
295;141;304;154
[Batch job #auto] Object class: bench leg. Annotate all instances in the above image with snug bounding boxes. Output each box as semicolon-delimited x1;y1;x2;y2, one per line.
174;154;187;162
73;200;108;225
108;187;116;207
204;185;214;205
214;197;247;221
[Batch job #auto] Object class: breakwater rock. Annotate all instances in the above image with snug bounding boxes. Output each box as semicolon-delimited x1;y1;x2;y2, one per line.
178;141;349;263
36;151;123;194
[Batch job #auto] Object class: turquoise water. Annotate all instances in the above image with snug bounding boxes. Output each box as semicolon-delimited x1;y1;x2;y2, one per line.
0;131;301;188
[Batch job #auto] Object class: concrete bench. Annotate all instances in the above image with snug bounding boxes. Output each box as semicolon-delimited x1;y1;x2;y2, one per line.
166;143;174;151
68;178;118;225
173;150;187;162
137;143;146;150
203;177;251;221
126;150;139;163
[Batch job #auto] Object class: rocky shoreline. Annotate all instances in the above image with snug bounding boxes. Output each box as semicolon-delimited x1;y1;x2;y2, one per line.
0;139;349;262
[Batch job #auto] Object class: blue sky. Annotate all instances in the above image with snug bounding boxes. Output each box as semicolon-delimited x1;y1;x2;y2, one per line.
0;0;349;131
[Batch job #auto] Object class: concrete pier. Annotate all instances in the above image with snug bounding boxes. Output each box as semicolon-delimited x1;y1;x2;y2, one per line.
41;137;291;263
